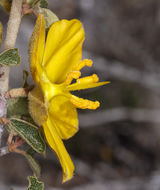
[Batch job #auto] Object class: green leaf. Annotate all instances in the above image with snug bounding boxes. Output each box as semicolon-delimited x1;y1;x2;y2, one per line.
25;153;41;178
0;0;11;13
27;176;44;190
0;48;20;66
8;118;46;154
40;8;59;29
7;97;30;118
0;22;2;46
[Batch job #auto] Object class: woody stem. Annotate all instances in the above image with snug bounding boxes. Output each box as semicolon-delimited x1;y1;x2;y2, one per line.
0;0;23;94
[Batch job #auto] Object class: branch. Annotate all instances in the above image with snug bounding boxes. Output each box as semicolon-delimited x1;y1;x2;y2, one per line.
0;0;23;148
0;0;23;94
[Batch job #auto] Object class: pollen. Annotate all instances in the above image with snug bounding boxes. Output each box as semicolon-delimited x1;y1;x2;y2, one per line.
75;59;93;71
70;95;100;110
65;71;81;85
76;74;99;84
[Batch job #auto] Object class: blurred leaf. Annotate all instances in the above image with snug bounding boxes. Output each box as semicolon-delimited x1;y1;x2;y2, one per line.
0;22;2;46
0;48;20;66
26;0;47;8
27;176;44;190
0;0;11;13
26;0;39;6
8;118;46;154
40;8;59;29
22;70;29;88
40;0;48;8
25;153;41;178
7;97;29;118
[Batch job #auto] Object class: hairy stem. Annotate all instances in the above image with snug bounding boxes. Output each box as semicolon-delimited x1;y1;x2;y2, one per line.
0;0;23;94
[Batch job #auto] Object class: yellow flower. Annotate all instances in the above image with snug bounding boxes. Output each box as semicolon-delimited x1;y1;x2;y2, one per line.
28;14;109;182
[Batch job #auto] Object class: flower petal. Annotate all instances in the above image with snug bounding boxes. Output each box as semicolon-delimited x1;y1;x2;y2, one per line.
29;14;45;83
43;118;74;183
67;81;110;91
48;95;78;140
42;19;85;84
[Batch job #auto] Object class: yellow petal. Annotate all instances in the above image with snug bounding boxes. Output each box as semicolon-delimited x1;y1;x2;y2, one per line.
42;19;85;84
48;95;78;140
67;81;110;91
43;118;74;182
29;14;45;83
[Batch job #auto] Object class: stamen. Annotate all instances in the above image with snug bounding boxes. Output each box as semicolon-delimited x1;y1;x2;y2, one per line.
70;95;100;110
65;59;93;86
76;74;99;84
75;59;93;71
65;71;81;85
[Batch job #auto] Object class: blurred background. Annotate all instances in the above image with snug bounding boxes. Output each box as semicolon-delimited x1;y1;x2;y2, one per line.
2;0;160;189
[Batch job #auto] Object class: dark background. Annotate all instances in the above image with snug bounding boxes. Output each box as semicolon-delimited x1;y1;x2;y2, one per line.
1;0;160;189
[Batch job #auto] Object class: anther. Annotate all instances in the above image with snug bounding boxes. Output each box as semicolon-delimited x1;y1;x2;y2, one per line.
76;74;99;84
70;95;100;110
65;71;81;85
75;59;93;71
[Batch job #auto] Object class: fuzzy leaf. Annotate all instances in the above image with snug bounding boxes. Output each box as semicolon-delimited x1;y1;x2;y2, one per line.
8;118;46;154
40;8;59;29
25;153;41;178
0;0;11;13
0;22;2;46
27;176;44;190
7;97;29;118
0;48;20;66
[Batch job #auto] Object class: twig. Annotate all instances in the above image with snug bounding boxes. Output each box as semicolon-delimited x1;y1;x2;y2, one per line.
7;131;13;145
0;124;3;146
0;0;23;94
0;146;9;156
0;96;7;147
0;0;23;147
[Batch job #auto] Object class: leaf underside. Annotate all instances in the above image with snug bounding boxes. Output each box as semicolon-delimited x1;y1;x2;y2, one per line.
0;48;20;66
7;118;46;154
27;176;44;190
